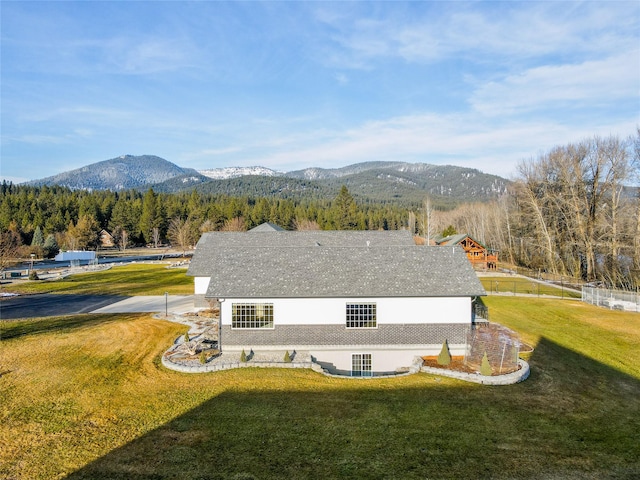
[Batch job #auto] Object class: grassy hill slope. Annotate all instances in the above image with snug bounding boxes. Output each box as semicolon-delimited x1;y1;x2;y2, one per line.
1;290;638;479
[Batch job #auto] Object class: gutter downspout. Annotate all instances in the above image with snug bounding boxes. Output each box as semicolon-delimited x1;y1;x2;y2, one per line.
217;298;225;353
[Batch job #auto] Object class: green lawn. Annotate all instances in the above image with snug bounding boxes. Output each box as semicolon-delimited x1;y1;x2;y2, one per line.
480;276;582;298
1;298;638;479
1;263;193;296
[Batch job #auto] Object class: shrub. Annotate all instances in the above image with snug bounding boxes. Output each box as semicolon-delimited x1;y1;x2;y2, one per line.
481;351;492;376
28;270;39;281
240;349;247;362
184;332;190;343
437;340;451;366
199;351;207;364
284;350;292;363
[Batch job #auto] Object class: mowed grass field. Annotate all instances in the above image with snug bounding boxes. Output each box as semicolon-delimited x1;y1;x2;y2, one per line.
1;263;193;296
1;272;639;478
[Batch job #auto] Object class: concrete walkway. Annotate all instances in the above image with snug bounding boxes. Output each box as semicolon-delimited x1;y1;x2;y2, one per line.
91;295;196;315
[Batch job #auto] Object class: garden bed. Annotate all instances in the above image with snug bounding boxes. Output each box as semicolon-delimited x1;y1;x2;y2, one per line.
422;355;477;374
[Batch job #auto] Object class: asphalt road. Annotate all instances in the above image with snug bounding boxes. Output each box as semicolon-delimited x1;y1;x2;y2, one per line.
0;294;128;320
0;294;196;320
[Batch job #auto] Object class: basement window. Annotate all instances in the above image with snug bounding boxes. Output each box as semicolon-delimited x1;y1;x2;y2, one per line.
232;303;274;329
352;353;372;377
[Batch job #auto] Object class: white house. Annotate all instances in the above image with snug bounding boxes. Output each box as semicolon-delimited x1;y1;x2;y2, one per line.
187;225;486;376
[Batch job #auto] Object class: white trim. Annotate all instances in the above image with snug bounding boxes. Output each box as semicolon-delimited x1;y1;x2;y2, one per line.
220;297;472;326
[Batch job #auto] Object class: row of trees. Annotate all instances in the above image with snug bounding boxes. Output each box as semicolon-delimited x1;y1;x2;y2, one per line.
413;133;639;288
0;184;409;259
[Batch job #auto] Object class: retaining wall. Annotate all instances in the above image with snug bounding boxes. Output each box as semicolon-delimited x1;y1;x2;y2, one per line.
421;359;530;385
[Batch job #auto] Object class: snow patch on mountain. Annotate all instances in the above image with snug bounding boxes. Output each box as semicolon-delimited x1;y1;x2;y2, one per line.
198;166;282;180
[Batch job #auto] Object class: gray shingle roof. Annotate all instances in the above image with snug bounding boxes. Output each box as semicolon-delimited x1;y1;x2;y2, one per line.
434;233;468;245
199;245;485;299
188;230;416;276
248;222;285;232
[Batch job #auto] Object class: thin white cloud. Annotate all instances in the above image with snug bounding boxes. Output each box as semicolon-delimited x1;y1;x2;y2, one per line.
103;36;196;75
19;106;133;124
3;134;69;145
470;50;640;116
221;113;638;177
318;2;639;68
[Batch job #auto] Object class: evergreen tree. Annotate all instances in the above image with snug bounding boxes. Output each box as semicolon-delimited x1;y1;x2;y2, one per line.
43;234;59;258
139;188;160;244
442;225;457;237
31;226;44;247
332;186;359;230
74;215;100;250
110;198;139;238
437;340;452;366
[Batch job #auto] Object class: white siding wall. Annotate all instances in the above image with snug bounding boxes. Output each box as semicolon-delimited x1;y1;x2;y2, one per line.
194;277;211;295
219;296;471;326
314;347;456;374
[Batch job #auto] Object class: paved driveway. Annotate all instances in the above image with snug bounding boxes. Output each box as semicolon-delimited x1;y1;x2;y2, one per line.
0;294;195;320
0;294;127;320
91;295;195;314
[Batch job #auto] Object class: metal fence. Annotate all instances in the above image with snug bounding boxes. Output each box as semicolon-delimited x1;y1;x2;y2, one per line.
498;265;585;290
582;286;640;312
465;323;521;375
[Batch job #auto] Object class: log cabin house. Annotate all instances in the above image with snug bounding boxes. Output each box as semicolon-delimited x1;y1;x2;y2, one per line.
434;234;498;270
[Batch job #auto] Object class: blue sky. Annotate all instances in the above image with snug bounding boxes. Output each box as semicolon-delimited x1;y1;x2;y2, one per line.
1;1;639;183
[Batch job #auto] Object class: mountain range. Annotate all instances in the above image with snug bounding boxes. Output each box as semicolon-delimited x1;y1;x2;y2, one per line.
25;154;510;207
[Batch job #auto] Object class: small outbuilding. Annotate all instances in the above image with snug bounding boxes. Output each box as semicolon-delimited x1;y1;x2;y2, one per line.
54;251;96;262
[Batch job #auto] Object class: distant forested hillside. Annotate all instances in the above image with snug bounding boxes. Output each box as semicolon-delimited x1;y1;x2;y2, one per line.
27;157;509;208
26;155;196;191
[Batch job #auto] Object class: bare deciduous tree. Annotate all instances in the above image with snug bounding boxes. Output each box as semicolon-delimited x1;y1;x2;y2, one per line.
293;218;321;231
418;197;434;244
199;219;217;233
512;135;636;285
152;227;161;249
168;217;195;256
221;216;246;232
0;230;21;272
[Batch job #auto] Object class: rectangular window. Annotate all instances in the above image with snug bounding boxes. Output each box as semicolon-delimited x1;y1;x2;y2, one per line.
352;353;372;377
346;303;377;328
232;303;274;329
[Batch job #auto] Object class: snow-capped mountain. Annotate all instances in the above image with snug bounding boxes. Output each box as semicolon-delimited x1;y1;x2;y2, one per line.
26;155;196;191
24;155;510;205
198;166;282;180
